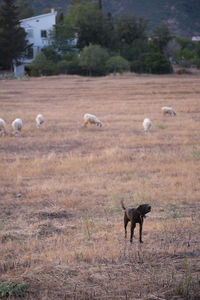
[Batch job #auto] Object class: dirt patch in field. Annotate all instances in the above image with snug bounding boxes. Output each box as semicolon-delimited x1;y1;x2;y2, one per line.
38;210;73;220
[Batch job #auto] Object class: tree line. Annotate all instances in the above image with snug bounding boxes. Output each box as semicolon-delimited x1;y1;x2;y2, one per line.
1;0;200;76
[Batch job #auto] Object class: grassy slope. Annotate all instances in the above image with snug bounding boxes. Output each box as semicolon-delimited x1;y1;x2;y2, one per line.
0;72;200;299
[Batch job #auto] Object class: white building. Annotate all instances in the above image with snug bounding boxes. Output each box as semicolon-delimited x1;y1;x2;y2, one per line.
14;9;57;77
191;36;200;42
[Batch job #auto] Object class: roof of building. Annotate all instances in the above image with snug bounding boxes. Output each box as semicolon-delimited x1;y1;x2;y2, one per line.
20;9;57;23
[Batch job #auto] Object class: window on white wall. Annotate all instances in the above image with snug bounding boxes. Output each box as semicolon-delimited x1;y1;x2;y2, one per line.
25;47;33;59
41;30;47;38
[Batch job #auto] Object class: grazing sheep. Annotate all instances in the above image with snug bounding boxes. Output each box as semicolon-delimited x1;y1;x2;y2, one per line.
36;114;44;128
162;106;176;116
0;118;6;136
143;118;152;134
83;113;102;127
12;118;23;136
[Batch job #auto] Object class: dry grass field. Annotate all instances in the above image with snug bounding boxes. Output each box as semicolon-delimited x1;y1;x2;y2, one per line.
0;72;200;300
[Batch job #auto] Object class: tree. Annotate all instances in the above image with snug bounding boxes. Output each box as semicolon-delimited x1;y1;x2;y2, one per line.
195;41;200;58
42;46;61;63
64;1;111;49
163;38;181;59
16;0;34;19
173;48;196;67
98;0;102;10
51;21;76;54
150;24;172;53
173;35;198;67
42;8;51;14
106;56;130;74
115;15;148;45
119;38;149;61
53;1;116;53
0;0;28;70
79;44;109;76
175;35;194;50
131;51;172;74
102;12;117;50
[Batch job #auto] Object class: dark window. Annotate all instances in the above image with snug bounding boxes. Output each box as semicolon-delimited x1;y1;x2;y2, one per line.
41;30;47;38
26;47;33;59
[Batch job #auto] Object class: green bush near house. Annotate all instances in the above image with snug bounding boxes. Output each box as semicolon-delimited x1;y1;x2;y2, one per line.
131;51;172;74
106;56;130;73
79;44;110;76
57;57;84;75
173;48;197;68
29;52;58;76
42;46;61;63
56;60;70;74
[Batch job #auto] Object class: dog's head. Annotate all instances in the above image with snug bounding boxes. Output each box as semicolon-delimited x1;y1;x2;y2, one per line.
137;204;151;217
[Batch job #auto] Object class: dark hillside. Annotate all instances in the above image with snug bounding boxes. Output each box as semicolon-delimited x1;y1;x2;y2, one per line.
102;0;200;36
0;1;199;37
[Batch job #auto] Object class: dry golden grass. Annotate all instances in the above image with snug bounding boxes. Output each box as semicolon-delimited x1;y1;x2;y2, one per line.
0;73;200;299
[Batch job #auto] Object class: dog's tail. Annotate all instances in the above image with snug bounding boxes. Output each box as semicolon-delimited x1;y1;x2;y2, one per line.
121;200;126;210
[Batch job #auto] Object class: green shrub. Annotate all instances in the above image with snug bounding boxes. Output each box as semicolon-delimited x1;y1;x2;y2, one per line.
120;39;149;61
29;52;58;76
42;46;61;63
80;44;109;76
130;59;144;73
0;281;28;298
173;48;197;67
62;51;79;61
57;60;70;74
57;57;83;75
106;55;130;73
173;252;193;298
131;51;172;74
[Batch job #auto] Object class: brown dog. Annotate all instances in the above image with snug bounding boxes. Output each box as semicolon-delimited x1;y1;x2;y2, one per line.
121;201;151;243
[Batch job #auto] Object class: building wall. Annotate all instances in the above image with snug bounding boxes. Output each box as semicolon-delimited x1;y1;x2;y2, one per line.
20;9;57;62
14;9;57;77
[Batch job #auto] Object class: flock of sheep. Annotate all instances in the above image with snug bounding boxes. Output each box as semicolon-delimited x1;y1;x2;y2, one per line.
0;114;44;136
84;106;176;133
0;106;176;137
142;106;176;133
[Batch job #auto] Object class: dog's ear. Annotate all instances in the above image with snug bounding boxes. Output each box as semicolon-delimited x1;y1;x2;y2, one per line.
137;205;144;213
137;204;148;216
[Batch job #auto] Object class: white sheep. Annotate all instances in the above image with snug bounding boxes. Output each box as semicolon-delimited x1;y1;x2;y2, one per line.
83;113;102;127
12;118;23;136
161;106;176;116
143;118;152;134
0;118;6;136
36;114;44;128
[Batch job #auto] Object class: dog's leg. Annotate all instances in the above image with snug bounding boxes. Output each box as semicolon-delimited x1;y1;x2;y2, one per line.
130;220;136;243
124;214;129;238
139;219;143;243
